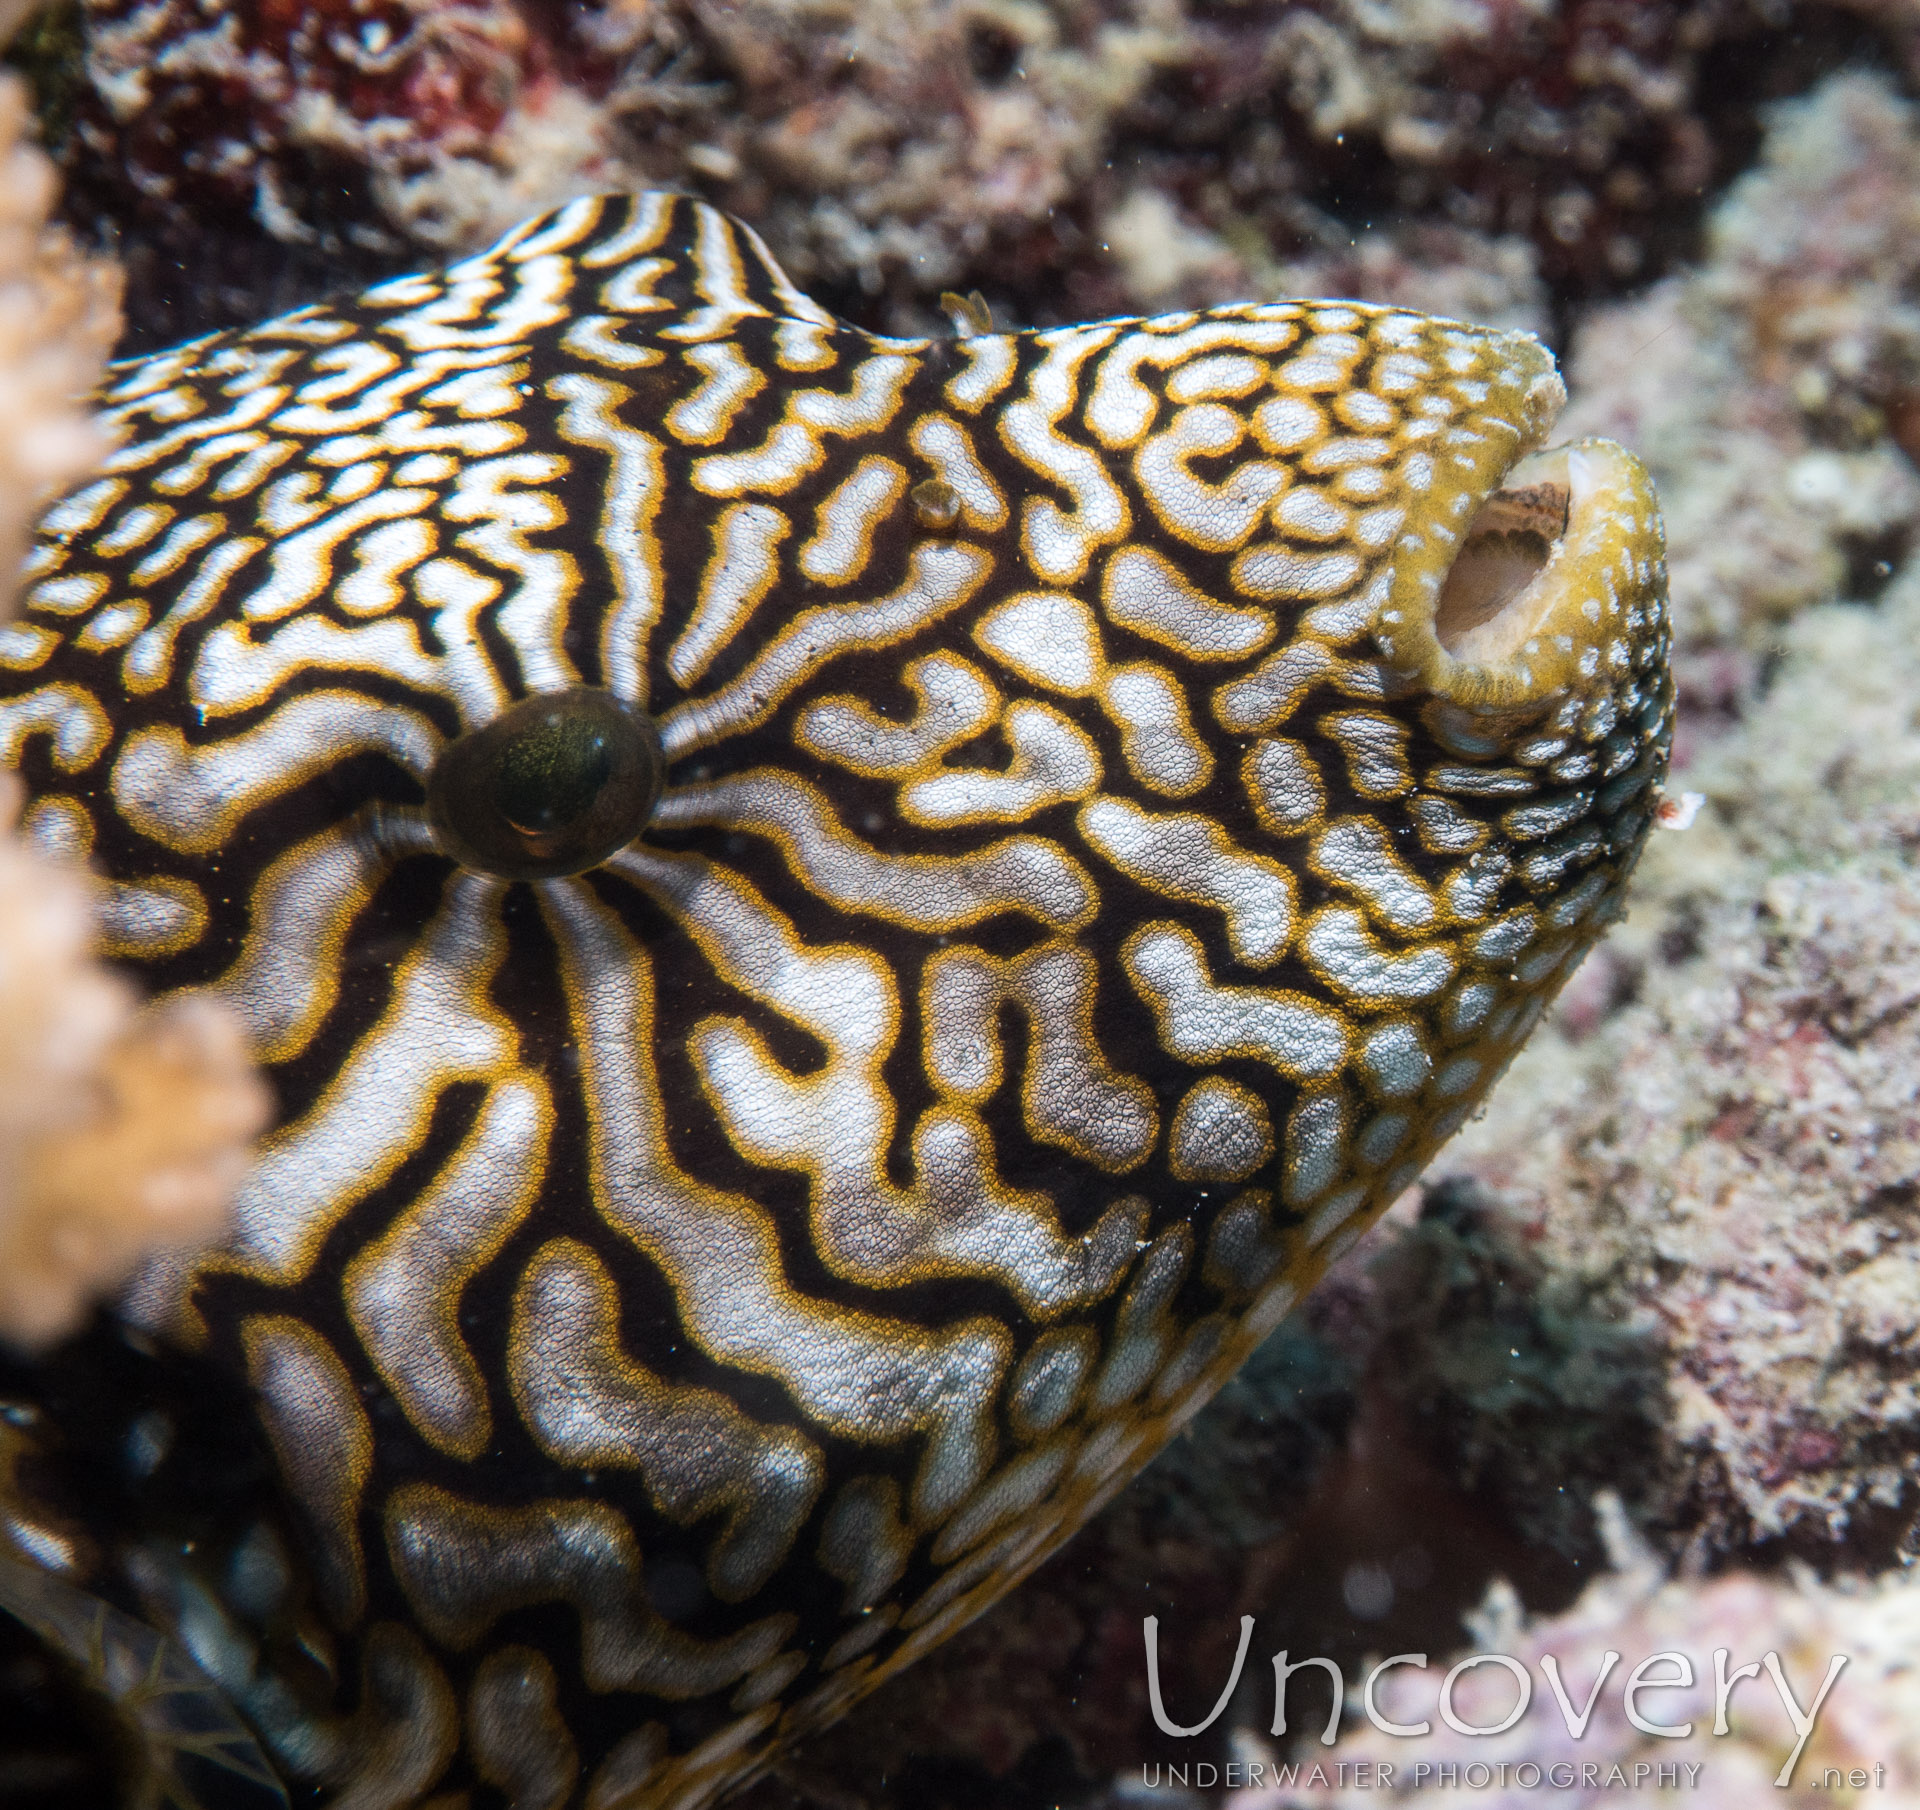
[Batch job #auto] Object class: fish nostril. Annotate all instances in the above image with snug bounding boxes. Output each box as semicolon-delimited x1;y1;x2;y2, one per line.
1434;476;1573;662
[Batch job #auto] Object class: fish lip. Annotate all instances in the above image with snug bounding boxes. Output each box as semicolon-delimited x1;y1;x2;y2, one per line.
1374;353;1663;714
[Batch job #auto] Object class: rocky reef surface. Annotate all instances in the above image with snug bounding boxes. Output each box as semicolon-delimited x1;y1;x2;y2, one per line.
6;3;1920;1806
9;0;1920;349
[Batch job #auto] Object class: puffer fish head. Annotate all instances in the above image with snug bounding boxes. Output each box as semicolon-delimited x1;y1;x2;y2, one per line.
0;193;1670;1809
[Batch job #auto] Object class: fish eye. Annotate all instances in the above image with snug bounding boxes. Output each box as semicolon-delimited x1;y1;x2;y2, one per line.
426;687;666;880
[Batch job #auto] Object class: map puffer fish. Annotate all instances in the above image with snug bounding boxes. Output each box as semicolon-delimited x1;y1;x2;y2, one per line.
0;193;1671;1810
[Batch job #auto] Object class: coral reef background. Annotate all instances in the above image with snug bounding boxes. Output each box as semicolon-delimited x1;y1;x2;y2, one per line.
17;0;1920;353
6;0;1920;1806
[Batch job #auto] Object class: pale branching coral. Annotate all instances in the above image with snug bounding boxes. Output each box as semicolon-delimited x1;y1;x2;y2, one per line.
0;778;272;1351
0;14;267;1352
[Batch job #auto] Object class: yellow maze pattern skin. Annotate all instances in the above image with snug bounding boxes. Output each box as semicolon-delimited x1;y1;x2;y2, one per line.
0;193;1670;1809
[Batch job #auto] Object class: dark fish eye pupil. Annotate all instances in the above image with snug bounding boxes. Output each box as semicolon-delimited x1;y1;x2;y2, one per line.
493;712;615;837
426;687;665;880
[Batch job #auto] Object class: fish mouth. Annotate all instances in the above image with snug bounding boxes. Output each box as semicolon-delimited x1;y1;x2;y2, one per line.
1432;453;1576;666
1377;348;1663;711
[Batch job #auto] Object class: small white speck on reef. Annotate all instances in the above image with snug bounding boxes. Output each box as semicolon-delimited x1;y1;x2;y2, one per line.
1654;788;1704;831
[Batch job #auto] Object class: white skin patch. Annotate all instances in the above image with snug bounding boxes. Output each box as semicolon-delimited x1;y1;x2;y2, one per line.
506;1239;825;1601
1078;796;1294;965
1504;791;1594;840
1356;1111;1410;1168
1445;981;1499;1034
791;356;917;434
818;1478;912;1615
26;573;110;614
1312;818;1437;932
468;1649;577;1810
94;882;201;963
946;334;1017;412
1283;1089;1349;1207
215;821;393;1062
345;1075;552;1461
1168;1077;1273;1183
411;556;512;722
1006;1329;1098;1439
19;795;91;860
1474;910;1540;963
224;878;517;1286
774;316;838;370
1337;389;1397;430
243;1317;372;1624
799;456;908;585
1166;353;1267;403
1088;1227;1191;1412
1445;848;1512;919
930;1439;1074;1565
1231;545;1364;601
1100;663;1212;796
1435;1055;1483;1097
1134;404;1288;551
75;602;146;652
1304;436;1392;473
1412;794;1489;853
667;341;767;444
1213;639;1339;735
1243;736;1326;831
1360;1021;1432;1098
1122;923;1348;1079
384;1484;794;1695
0;621;55;670
901;700;1099;826
795;651;999;777
1101;545;1274;661
975;591;1104;694
1255;400;1327;452
549;373;666;706
111;691;438;853
1001;329;1128;583
910;415;1007;529
96;501;172;557
561;314;667;369
130;513;225;586
442;453;580;695
1202;1196;1287;1297
693;421;825;496
1305;908;1456;1002
1274;486;1352;541
669;502;790;688
1324;710;1415;796
335;515;436;616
